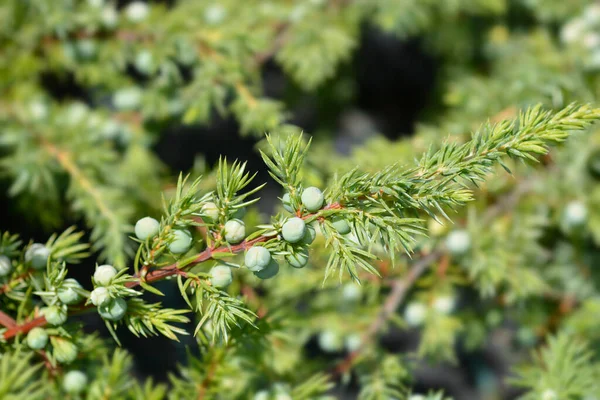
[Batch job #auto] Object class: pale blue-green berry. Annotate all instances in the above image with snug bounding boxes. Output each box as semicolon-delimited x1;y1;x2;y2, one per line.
318;330;343;353
29;101;48;120
26;327;48;349
90;287;111;306
210;265;233;288
301;187;324;212
404;302;427;327
224;219;245;244
175;39;197;66
274;393;292;400
433;296;455;315
168;229;193;254
135;50;155;75
0;255;12;277
285;249;309;268
63;370;88;394
42;305;68;326
201;202;220;222
516;327;537;347
281;193;294;213
94;264;117;286
563;200;587;227
87;0;104;8
113;87;142;110
98;298;128;321
281;217;306;243
408;395;427;400
168;99;184;116
204;4;227;24
100;119;122;140
135;216;160;240
345;333;362;352
101;6;119;28
125;1;149;22
64;102;88;125
52;338;78;364
331;216;351;235
254;259;279;279
342;282;362;302
57;278;83;305
245;246;271;272
76;39;97;60
445;230;470;256
26;243;50;269
300;224;316;245
253;391;270;400
541;389;558;400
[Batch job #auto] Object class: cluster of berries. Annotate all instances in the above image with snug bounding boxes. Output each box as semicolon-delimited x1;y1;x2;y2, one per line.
22;243;84;364
90;265;127;321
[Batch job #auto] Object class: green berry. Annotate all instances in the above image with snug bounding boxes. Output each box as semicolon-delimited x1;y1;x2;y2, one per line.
563;201;587;228
29;100;48;120
331;216;351;235
224;219;246;244
300;224;316;245
94;264;117;286
42;305;68;326
63;370;88;394
301;187;324;212
25;243;50;270
169;229;193;254
135;217;160;240
75;39;97;60
204;4;227;24
318;330;343;353
342;282;362;302
404;302;427;327
201;202;220;222
0;255;12;277
125;1;149;22
90;287;111;306
281;217;306;243
134;50;155;75
57;278;83;305
281;193;294;213
113;87;142;110
98;298;128;321
285;248;309;268
345;333;362;352
26;327;48;349
433;296;455;315
541;390;558;400
445;230;470;256
253;391;270;400
245;247;271;272
64;102;88;126
101;6;119;29
254;259;279;279
210;265;233;288
52;337;78;364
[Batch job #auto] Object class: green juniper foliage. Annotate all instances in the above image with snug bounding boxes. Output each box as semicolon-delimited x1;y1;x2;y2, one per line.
2;0;600;399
